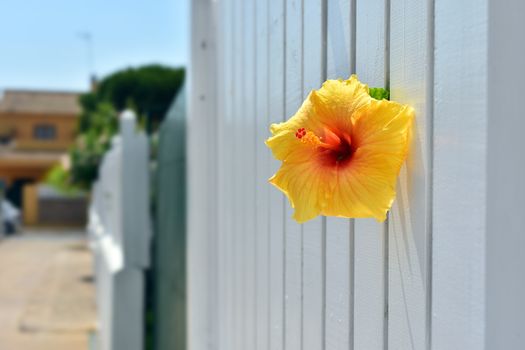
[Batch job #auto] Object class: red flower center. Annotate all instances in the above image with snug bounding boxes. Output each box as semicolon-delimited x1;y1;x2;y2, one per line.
319;127;353;167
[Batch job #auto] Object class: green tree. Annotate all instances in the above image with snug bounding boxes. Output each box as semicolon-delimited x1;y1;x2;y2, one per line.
47;64;185;191
69;102;119;189
95;64;185;131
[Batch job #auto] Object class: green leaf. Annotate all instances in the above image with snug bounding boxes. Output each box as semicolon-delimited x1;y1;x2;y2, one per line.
369;87;390;100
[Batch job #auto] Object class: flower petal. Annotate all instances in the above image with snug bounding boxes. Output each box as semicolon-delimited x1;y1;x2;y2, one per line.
323;99;414;221
266;94;322;161
323;164;397;221
310;75;371;132
352;99;414;160
270;154;335;223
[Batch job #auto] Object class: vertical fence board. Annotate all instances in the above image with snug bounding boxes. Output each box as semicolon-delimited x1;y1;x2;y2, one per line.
255;0;271;349
89;112;150;350
218;1;234;349
268;0;286;348
486;1;525;348
388;0;432;348
327;0;353;79
188;0;217;348
214;0;226;348
153;83;187;350
207;3;220;344
232;0;244;348
226;2;236;349
302;0;325;349
353;0;388;348
242;0;257;348
284;0;304;348
215;2;224;348
207;3;220;341
432;0;487;349
324;0;354;349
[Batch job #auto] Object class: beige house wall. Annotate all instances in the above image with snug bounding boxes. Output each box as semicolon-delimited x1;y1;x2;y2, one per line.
0;112;77;151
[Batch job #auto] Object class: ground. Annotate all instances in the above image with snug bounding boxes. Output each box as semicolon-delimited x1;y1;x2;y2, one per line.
0;229;96;350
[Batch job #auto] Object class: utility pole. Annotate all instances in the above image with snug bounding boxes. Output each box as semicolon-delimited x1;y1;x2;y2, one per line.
78;32;96;90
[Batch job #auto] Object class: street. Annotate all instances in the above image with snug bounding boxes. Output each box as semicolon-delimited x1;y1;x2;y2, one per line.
0;230;95;350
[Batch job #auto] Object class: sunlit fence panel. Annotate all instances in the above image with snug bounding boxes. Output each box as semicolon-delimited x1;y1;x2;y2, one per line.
188;0;525;349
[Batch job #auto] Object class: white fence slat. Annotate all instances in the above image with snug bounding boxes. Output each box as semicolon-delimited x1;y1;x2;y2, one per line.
88;111;150;350
206;24;220;343
268;0;286;348
120;114;150;345
228;0;237;348
216;0;232;349
223;1;235;348
324;0;354;349
432;0;487;349
327;0;353;79
301;217;324;350
255;0;271;348
232;0;244;348
388;0;432;348
324;219;352;350
302;0;325;349
207;3;220;344
188;0;219;348
284;0;304;348
486;1;525;348
353;0;388;348
242;0;257;347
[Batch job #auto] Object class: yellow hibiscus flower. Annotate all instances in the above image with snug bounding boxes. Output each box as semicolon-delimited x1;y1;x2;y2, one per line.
266;75;414;223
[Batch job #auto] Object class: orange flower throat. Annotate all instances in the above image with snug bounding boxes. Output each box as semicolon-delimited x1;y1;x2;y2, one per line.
296;127;354;167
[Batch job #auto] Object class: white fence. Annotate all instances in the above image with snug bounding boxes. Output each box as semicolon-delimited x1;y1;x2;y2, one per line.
88;111;151;350
188;0;525;349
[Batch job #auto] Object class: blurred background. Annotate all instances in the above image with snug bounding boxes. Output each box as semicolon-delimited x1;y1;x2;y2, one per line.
4;0;521;349
0;0;187;349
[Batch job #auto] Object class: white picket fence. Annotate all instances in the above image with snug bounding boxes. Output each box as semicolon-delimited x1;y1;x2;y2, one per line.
188;0;525;349
88;111;151;350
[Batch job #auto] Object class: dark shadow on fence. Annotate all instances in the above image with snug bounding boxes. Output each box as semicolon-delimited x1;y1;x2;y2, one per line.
147;85;186;350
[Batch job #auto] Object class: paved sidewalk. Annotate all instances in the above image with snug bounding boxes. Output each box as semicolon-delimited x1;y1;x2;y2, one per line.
0;230;96;350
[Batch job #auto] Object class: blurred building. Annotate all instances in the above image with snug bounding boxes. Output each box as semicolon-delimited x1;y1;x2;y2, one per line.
0;89;83;224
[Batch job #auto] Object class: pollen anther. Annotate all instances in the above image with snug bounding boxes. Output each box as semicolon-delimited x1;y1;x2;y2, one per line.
295;128;307;139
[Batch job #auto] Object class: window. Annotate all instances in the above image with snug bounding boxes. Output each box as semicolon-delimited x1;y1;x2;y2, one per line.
33;124;57;140
0;127;15;145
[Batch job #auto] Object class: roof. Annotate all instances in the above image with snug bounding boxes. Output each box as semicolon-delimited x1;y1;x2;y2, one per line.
0;89;82;115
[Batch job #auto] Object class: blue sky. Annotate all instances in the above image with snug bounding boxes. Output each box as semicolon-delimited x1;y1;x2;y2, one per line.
0;0;189;92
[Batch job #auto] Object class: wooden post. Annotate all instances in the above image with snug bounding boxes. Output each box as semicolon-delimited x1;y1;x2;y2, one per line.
23;184;38;226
